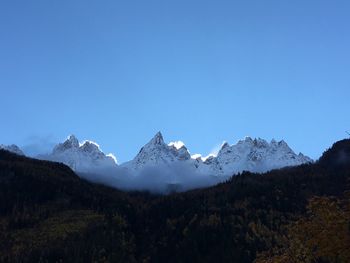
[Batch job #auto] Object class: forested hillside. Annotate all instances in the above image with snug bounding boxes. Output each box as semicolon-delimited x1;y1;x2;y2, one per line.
0;139;349;263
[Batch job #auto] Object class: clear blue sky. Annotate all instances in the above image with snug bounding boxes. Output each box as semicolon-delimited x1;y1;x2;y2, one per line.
1;0;349;162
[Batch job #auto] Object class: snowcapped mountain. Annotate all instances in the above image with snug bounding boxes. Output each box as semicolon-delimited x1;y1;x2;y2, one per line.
38;135;117;173
122;132;312;176
121;132;194;171
4;132;311;179
198;137;312;176
1;133;313;192
0;144;24;156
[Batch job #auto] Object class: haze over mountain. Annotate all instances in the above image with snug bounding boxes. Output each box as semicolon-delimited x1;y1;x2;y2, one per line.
0;132;312;192
0;144;24;156
37;135;118;174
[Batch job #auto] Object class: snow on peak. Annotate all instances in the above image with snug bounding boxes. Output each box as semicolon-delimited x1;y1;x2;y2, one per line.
39;135;118;172
149;131;164;145
200;137;313;176
80;140;101;153
244;136;253;142
53;134;79;153
122;132;192;171
0;144;25;156
220;142;230;151
67;134;79;146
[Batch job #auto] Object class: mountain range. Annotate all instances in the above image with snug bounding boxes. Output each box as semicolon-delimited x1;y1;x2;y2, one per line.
1;132;312;179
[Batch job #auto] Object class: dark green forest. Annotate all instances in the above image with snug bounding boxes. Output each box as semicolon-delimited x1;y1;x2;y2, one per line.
0;139;349;263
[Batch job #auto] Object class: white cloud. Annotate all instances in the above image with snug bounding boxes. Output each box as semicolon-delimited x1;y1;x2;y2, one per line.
168;141;185;149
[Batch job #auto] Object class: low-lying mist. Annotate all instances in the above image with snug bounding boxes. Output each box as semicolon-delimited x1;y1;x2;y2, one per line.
79;163;230;194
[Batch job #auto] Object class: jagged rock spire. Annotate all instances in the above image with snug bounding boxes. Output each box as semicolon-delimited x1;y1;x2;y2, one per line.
66;135;79;148
148;131;164;145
